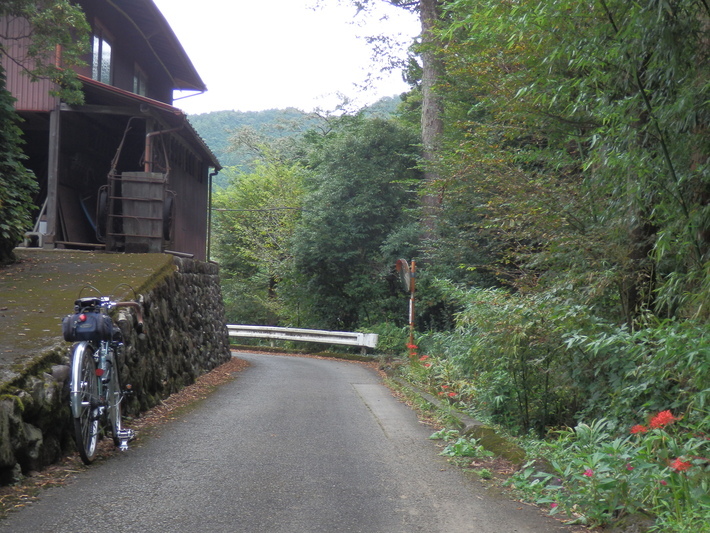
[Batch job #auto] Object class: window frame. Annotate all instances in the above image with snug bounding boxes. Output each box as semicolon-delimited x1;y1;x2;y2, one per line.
133;63;148;96
91;23;113;85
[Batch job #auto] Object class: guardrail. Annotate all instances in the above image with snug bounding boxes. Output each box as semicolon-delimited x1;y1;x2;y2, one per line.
226;325;378;355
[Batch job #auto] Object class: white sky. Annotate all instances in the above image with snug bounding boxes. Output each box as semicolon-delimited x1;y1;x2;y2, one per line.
151;0;420;115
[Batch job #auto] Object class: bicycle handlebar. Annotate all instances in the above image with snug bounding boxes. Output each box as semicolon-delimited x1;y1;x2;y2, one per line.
115;301;145;334
73;297;145;335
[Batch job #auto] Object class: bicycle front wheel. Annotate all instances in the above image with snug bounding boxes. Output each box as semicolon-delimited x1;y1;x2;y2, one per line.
70;342;100;464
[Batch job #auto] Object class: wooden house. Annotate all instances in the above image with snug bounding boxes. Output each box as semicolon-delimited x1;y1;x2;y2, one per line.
1;0;221;260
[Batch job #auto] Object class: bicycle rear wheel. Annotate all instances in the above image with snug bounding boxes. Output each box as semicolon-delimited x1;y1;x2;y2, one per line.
70;342;100;464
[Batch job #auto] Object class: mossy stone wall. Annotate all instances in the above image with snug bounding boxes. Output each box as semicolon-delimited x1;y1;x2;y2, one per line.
0;254;231;484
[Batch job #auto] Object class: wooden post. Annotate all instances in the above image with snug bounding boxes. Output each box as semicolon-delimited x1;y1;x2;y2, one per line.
409;260;416;355
45;107;61;247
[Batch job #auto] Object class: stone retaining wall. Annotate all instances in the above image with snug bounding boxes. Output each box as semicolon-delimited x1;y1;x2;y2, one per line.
0;256;231;484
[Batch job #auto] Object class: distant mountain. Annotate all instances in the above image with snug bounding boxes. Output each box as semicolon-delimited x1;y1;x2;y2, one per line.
187;96;402;174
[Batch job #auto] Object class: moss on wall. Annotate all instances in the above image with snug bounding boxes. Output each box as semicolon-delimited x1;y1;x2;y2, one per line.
0;250;230;484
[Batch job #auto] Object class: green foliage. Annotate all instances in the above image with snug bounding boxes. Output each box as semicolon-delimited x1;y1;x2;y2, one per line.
0;0;90;105
212;155;306;325
188;108;320;175
188;97;403;180
412;281;708;436
358;322;409;356
564;317;710;423
430;429;494;459
0;68;37;265
425;0;710;329
415;284;582;434
292;115;422;329
440;437;492;459
508;415;710;529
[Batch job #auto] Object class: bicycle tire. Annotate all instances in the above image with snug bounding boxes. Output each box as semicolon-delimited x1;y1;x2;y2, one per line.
107;348;123;447
70;342;100;464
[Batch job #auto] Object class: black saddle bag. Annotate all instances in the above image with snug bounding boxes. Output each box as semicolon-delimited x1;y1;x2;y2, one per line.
62;312;113;342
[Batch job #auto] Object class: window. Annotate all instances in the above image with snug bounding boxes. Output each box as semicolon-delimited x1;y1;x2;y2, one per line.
91;27;112;84
133;65;147;96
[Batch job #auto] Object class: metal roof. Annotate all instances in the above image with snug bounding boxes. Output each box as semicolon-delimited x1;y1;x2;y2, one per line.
105;0;207;92
77;74;221;170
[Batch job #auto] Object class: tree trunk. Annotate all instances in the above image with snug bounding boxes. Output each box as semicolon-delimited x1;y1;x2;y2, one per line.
418;0;444;240
620;215;656;328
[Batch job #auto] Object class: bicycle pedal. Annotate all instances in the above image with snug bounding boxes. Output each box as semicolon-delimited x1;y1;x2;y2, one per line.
116;428;136;451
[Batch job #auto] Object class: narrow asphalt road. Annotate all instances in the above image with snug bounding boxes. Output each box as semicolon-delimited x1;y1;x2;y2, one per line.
1;353;575;532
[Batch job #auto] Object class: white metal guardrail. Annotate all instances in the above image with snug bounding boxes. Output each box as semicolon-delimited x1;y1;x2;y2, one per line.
226;325;378;355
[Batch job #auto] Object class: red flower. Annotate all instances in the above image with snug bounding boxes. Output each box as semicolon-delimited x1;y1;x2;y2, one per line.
406;343;418;350
630;424;648;434
448;392;456;398
441;385;449;389
670;458;692;472
583;469;594;477
423;363;431;368
650;410;679;429
550;503;558;509
660;480;668;486
626;463;634;471
419;355;429;361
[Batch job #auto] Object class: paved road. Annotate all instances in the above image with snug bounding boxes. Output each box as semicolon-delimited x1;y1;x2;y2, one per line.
0;353;574;532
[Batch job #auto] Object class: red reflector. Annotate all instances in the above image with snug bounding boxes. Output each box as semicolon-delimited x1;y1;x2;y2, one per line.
95;368;104;377
79;314;87;322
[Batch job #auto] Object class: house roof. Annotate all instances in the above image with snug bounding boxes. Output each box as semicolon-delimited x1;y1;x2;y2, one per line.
105;0;207;92
77;75;221;170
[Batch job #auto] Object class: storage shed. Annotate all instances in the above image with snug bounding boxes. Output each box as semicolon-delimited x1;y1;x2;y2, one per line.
1;0;220;260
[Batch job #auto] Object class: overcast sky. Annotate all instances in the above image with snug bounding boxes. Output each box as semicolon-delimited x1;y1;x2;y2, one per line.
151;0;420;115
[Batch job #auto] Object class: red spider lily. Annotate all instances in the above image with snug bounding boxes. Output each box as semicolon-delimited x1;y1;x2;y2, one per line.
649;410;679;429
448;392;456;398
419;355;429;361
406;343;418;350
670;458;692;472
630;424;648;434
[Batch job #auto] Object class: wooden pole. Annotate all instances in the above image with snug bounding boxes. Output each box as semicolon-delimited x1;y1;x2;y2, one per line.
409;260;416;354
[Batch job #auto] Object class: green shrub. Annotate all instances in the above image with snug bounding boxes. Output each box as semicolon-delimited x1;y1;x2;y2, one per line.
508;414;710;529
359;322;409;357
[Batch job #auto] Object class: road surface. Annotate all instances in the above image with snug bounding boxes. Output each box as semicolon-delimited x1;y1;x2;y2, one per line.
0;353;575;532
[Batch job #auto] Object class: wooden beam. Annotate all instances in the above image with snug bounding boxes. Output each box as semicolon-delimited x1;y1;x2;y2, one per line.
44;108;61;247
60;102;147;116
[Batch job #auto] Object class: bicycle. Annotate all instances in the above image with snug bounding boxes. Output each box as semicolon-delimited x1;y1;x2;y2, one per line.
62;286;145;464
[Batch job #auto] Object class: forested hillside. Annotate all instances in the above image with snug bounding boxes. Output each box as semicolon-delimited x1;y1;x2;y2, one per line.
187;108;318;171
187;96;401;175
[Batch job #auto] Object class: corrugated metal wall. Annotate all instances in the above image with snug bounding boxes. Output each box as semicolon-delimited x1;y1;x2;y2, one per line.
167;137;208;261
0;16;58;111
